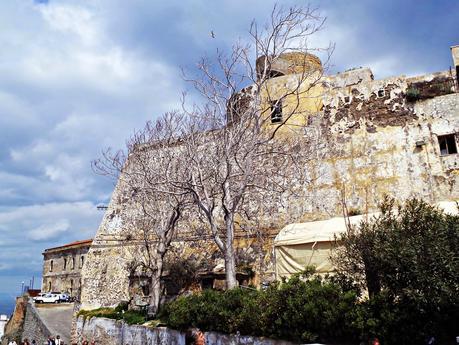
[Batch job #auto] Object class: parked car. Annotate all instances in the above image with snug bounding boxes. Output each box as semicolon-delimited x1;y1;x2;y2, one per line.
58;293;71;302
32;292;46;303
34;292;61;303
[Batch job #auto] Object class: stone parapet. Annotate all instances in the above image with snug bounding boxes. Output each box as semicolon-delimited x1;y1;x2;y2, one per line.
75;316;297;345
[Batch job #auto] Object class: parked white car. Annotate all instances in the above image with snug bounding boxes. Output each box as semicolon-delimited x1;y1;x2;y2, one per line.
33;293;61;304
58;293;70;302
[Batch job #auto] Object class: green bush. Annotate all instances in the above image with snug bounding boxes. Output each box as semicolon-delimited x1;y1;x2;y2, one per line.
77;306;147;325
337;198;459;344
159;271;360;344
405;87;420;101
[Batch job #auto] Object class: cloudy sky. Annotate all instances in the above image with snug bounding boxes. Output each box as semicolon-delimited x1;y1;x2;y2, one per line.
0;0;458;295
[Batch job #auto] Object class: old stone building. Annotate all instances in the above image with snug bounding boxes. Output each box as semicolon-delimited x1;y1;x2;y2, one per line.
42;239;92;299
79;45;459;311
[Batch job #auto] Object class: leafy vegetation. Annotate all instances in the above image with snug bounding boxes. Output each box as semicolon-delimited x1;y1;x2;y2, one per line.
77;304;147;325
159;269;360;344
405;86;421;101
336;198;459;344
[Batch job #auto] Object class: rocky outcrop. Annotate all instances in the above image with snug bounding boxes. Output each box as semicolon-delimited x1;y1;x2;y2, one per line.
1;296;27;344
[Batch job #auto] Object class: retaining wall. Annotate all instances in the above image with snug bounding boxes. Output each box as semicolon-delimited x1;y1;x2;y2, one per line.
21;302;52;345
75;317;297;345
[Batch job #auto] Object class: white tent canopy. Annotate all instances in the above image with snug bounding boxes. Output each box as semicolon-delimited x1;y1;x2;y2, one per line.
273;214;374;278
273;201;458;279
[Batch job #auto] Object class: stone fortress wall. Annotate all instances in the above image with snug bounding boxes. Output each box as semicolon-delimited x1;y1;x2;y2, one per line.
79;46;459;311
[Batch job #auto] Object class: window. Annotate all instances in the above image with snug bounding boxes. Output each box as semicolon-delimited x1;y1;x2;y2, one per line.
270;100;283;124
63;258;67;271
80;255;84;268
50;260;53;272
377;89;385;97
48;281;52;291
71;257;75;270
438;134;457;155
267;70;284;79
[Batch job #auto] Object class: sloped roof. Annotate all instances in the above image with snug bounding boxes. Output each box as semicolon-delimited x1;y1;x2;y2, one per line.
43;239;93;253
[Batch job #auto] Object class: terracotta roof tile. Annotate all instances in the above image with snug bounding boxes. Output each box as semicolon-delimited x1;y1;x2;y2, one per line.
44;238;93;252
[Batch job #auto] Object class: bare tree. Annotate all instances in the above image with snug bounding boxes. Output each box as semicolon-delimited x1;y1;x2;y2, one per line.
175;5;332;288
93;112;189;316
94;5;332;304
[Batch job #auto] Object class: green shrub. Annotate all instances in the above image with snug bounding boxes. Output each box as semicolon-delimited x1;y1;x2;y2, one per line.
405;87;420;101
123;309;147;325
77;307;120;321
337;198;459;344
77;306;147;325
159;271;360;344
256;274;359;343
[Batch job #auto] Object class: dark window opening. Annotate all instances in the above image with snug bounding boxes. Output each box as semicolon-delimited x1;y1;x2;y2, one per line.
438;134;457;155
50;260;53;272
377;89;385;97
80;256;84;268
270;100;283;124
48;281;51;291
201;277;214;290
63;258;67;271
344;96;350;104
72;257;75;270
267;70;284;79
141;284;150;297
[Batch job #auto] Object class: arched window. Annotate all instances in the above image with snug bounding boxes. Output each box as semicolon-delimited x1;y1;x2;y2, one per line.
80;255;84;268
50;260;53;272
71;257;75;270
63;258;67;270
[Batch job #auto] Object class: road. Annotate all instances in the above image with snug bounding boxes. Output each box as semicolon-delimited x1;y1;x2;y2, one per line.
36;303;74;344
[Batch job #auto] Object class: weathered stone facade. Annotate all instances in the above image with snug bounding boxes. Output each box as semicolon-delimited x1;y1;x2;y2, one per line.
80;46;459;311
42;239;92;299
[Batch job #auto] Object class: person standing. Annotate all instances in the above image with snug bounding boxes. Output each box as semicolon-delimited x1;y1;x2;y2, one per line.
55;335;62;345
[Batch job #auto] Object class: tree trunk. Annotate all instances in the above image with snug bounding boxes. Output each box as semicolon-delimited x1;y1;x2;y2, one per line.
148;259;163;317
364;261;381;298
224;214;238;289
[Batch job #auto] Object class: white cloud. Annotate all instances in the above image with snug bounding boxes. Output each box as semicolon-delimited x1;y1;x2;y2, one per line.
40;3;99;46
0;201;102;277
28;219;70;240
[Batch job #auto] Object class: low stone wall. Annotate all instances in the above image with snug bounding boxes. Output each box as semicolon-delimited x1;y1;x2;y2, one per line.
21;302;52;345
75;316;297;345
75;317;185;345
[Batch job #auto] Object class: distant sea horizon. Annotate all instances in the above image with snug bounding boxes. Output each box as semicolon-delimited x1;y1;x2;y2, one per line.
0;292;17;317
